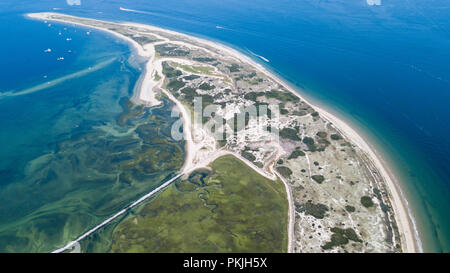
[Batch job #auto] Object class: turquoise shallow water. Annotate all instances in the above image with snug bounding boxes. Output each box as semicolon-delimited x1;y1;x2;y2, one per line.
0;10;185;252
0;0;449;252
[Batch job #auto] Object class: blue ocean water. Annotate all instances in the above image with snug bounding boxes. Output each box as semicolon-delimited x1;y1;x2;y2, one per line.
0;0;448;252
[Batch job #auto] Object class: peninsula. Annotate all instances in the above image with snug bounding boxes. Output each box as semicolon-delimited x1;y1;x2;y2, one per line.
27;12;420;253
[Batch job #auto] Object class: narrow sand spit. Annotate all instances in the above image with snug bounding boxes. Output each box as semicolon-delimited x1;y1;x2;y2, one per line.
127;18;421;252
28;12;420;253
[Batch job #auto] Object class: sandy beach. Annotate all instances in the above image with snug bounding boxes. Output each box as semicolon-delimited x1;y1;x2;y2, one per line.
125;17;421;252
28;12;421;253
147;23;422;253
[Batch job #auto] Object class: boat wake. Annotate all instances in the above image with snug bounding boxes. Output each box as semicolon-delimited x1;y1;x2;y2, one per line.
119;7;160;16
247;49;270;62
0;57;116;99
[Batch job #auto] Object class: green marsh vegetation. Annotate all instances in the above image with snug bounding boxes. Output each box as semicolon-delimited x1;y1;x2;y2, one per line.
108;155;289;252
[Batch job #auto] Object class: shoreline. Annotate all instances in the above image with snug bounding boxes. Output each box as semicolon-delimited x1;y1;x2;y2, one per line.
27;12;421;253
246;60;423;253
315;104;423;253
174;30;422;253
125;18;421;252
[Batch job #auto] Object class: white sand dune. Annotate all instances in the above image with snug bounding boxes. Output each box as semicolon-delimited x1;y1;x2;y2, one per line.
28;12;421;253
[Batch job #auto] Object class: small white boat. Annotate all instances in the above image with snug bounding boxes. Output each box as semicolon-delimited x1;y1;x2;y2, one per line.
44;48;52;53
57;57;64;61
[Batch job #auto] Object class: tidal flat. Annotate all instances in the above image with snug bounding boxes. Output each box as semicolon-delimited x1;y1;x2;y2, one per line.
0;78;185;252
